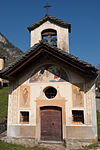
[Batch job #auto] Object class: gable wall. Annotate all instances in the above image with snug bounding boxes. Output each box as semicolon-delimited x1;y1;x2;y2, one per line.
31;21;69;52
7;57;97;141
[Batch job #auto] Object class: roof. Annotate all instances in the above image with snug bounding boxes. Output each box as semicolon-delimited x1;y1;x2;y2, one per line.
0;40;98;80
27;14;71;32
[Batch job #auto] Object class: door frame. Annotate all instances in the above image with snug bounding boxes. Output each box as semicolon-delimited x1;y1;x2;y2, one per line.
40;106;63;141
36;95;66;141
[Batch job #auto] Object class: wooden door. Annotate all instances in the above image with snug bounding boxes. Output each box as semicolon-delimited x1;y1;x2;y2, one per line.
40;106;62;141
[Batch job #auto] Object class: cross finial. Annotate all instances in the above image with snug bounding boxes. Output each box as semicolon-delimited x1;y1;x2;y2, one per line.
44;3;51;15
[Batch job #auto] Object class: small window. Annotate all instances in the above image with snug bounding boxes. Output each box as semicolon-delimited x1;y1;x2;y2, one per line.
72;110;84;124
20;111;29;123
44;87;57;99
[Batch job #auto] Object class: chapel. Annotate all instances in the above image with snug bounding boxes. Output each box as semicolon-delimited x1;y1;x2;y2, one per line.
0;14;98;148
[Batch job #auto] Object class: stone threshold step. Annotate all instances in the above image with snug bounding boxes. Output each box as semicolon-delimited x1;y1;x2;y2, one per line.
39;140;64;144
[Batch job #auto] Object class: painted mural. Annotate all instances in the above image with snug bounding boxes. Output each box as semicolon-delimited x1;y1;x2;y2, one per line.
29;64;69;83
72;84;84;107
20;86;30;108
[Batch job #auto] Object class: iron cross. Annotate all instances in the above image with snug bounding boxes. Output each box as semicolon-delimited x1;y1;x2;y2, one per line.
44;3;51;14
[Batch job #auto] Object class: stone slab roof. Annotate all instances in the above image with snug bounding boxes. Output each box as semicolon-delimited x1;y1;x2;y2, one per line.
27;14;71;32
0;40;98;80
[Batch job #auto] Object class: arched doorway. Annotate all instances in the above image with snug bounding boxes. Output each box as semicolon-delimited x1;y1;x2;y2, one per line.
40;106;62;141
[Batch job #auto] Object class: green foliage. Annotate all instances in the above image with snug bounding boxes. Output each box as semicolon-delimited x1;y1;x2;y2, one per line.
96;95;100;98
0;141;49;150
83;143;98;149
0;87;8;122
75;142;99;150
97;111;100;140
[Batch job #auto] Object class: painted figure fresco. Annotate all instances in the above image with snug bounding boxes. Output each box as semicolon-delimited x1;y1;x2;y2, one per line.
72;84;84;107
29;64;69;83
20;86;30;108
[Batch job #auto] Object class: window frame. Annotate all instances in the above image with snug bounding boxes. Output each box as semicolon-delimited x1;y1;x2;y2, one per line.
44;86;57;99
72;110;84;124
20;111;29;124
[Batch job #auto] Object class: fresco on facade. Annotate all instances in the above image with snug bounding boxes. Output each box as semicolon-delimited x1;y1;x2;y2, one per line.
20;86;30;108
72;84;84;107
29;64;69;83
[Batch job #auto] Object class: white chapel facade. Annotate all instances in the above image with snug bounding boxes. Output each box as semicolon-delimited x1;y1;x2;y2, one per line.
0;14;98;148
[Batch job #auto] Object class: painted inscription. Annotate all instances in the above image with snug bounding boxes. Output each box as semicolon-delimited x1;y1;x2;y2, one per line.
20;86;30;108
29;65;69;83
72;84;84;107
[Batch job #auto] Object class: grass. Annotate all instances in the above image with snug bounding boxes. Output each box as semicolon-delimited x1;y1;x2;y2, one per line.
0;141;49;150
74;142;99;150
83;142;99;149
96;91;100;98
96;95;100;98
97;111;100;140
0;87;8;122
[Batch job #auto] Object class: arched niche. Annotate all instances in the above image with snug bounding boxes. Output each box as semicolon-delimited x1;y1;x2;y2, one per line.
29;64;69;83
41;29;57;47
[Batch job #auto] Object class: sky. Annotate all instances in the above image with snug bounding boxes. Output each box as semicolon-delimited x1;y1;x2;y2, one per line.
0;0;100;67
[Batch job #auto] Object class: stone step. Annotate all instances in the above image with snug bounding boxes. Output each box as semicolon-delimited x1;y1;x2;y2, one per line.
38;140;66;150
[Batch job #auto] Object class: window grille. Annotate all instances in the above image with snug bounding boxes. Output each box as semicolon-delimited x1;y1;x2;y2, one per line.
44;87;57;99
20;112;29;123
72;110;84;123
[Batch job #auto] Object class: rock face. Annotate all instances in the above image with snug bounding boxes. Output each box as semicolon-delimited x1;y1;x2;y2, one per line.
0;33;23;67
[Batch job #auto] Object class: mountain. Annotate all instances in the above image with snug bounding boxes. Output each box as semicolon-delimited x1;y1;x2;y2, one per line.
0;33;23;67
